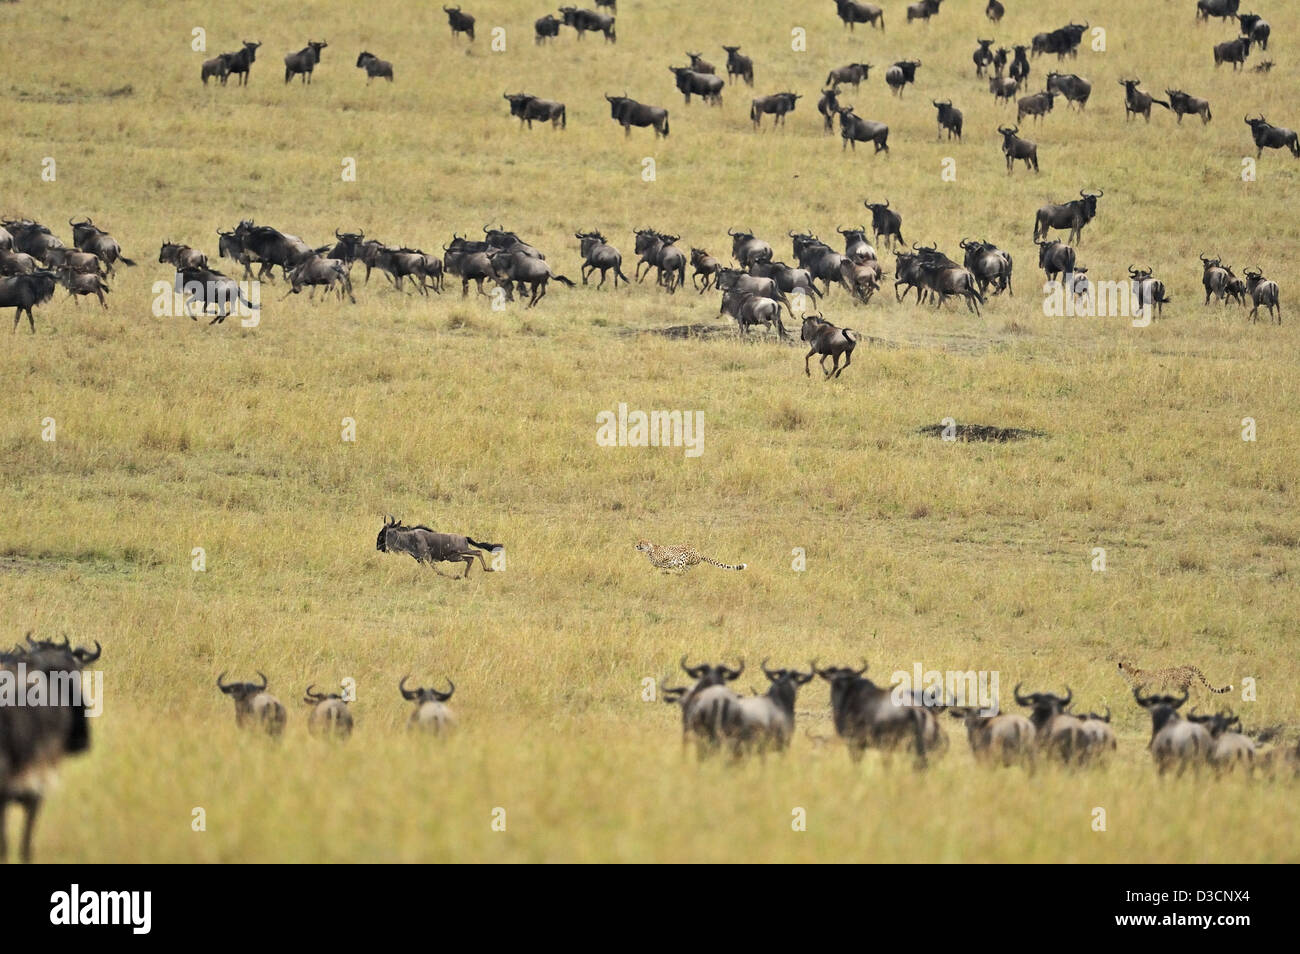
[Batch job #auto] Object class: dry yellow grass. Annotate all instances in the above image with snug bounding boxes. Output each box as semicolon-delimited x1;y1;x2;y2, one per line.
1;0;1298;862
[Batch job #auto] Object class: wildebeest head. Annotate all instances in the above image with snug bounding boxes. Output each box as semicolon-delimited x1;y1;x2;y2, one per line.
399;675;455;704
1013;683;1073;730
217;670;270;703
303;684;346;704
679;655;744;688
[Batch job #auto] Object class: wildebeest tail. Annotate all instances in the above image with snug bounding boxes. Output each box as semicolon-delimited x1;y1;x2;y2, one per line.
466;537;502;552
1153;98;1170;109
553;274;576;287
561;105;567;129
119;255;137;267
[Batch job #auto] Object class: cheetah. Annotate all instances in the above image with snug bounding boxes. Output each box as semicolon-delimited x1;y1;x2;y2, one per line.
634;540;747;572
1117;660;1232;695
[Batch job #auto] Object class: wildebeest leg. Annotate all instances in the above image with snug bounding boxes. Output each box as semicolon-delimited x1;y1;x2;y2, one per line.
596;268;607;289
13;793;39;863
838;349;851;376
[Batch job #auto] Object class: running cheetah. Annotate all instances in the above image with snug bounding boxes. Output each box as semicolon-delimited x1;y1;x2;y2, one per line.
634;540;747;572
1117;660;1232;695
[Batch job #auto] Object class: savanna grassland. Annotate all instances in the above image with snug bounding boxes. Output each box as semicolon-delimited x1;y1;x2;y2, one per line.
2;0;1299;863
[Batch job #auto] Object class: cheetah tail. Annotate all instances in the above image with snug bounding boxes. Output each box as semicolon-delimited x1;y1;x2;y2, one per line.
702;555;747;571
1196;668;1232;693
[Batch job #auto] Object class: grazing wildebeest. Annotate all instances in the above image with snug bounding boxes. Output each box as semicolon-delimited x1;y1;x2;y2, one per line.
1165;89;1211;124
989;75;1019;104
864;199;904;249
201;53;232;86
815;661;945;765
174;266;257;324
1119;78;1168;121
1134;689;1210;775
986;0;1004;22
221;41;261;85
1128;265;1170;317
721;45;753;85
1196;0;1240;22
933;100;962;140
285;254;355;303
1238;13;1269;50
1009;45;1030;82
560;7;616;42
217;672;286;737
817;88;840;133
443;236;496;297
1244;115;1300;158
907;0;943;23
1200;254;1237;304
668;67;723;106
0;270;57;331
576;231;630;288
606;94;670;137
504;92;567;129
998;125;1038;173
1046;72;1091;109
686;52;715;74
690;247;723;292
1;637;101;861
961;238;1013;296
633;229;686;291
1243;267;1280;323
376;515;501;577
801;314;857;377
751;92;800;128
1017;90;1056;123
57;266;110;308
490;250;575;306
69;217;135;275
535;14;561;43
400;677;458;734
826;62;872;89
303;686;353;740
973;39;995;77
1033;189;1102;244
834;0;885;31
885;60;921;95
721;289;788;337
356;51;393;83
728;229;773;267
1035;239;1076;282
284;41;327;84
159;241;208;271
836;107;890;153
1213;36;1251;69
444;6;476;40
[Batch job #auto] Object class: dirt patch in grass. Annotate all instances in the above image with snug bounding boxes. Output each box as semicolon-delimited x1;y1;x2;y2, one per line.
918;423;1045;442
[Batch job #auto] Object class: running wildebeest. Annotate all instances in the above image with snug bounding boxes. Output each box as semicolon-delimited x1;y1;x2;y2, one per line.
632;229;686;292
57;267;110;308
826;62;872;89
560;7;616;42
606;94;670;137
3;219;64;261
1009;45;1030;83
933;100;962;140
159;241;207;271
42;246;101;276
801;314;857;377
668;67;723;106
1166;89;1211;124
989;75;1019;104
720;289;788;337
864;199;904;249
232;220;319;280
285;254;355;303
729;229;773;267
1200;254;1237;305
70;217;135;275
721;45;754;85
998;125;1038;173
1243;267;1281;323
201;53;232;86
885;60;921;96
690;247;723;292
1035;239;1076;282
686;51;715;74
986;0;1004;22
444;6;476;40
504;92;567;129
490;250;575;306
817;88;841;133
442;236;496;297
1244;115;1300;158
715;268;794;319
835;226;876;264
1017;90;1056;123
376;515;501;578
1046;72;1091;109
1119;78;1168;121
961;238;1013;296
837;107;890;152
284;41;327;84
355;51;393;83
751;92;800;129
535;14;561;43
174;266;257;324
221;40;261;86
0;270;57;332
575;231;630;289
834;0;885;31
912;243;985;314
907;0;943;23
1033;189;1102;244
1238;13;1269;50
1197;0;1240;22
973;39;995;77
1213;36;1251;69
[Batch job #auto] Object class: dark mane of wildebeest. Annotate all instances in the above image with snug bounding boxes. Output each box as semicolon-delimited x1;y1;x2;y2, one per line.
932;99;962;139
884;59;920;95
1033;189;1102;243
720;288;788;338
3;219;65;260
201;53;233;85
728;228;772;267
668;67;723;106
836;107;890;153
605;94;670;137
575;231;631;289
715;267;793;321
284;40;328;83
1197;0;1240;22
973;39;994;77
906;0;943;23
560;7;616;42
1118;78;1169;121
1045;72;1092;109
834;0;885;31
1128;265;1171;317
174;265;257;324
444;5;476;40
1244;115;1300;158
863;199;904;248
534;14;561;43
689;247;723;292
826;62;872;90
817;88;840;133
285;253;356;303
1035;238;1076;282
489;249;575;306
57;266;111;308
1008;45;1029;82
504;92;567;129
988;74;1019;104
159;241;208;271
1242;266;1281;323
1165;89;1212;124
1017;90;1056;123
69;217;136;275
1237;13;1270;50
632;229;686;292
1;636;101;861
232;220;318;280
1;270;57;332
1200;254;1237;305
220;41;261;85
356;51;394;83
960;238;1013;296
376;515;501;578
217;671;286;737
801;314;857;377
721;45;753;85
814;661;943;764
1213;36;1251;69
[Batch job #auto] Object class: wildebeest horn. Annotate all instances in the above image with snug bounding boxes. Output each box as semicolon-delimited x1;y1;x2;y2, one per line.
435;678;455;701
75;640;102;664
1014;683;1032;705
399;675;418;700
253;670;267;690
304;684;325;702
1061;686;1073;706
217;671;233;692
761;657;777;678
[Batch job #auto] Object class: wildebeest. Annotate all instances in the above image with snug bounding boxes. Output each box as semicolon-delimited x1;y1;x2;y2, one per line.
1014;685;1090;763
1199;254;1237;304
0;249;39;276
1243;267;1280;323
749;260;820;300
1134;689;1210;775
724;662;814;755
826;62;872;89
606;94;670;137
1165;89;1211;124
3;219;64;261
576;231;630;288
490;249;575;306
998;125;1038;173
1017;89;1056;123
686;51;715;74
356;51;393;83
232;220;319;280
715;268;794;320
216;672;286;737
669;67;723;106
689;247;723;292
0;225;10;251
1213;36;1251;69
1035;239;1076;282
721;289;789;337
442;236;497;297
728;229;772;267
1;636;101;861
1046;72;1091;109
1035;23;1089;59
1119;78;1168;121
284;41;327;84
864;199;904;249
836;226;876;264
721;45;753;86
789;233;854;295
973;39;994;77
444;5;476;40
158;242;207;272
303;685;353;740
221;41;261;86
285;254;355;303
961;238;1013;296
1187;709;1255;773
399;677;457;734
560;7;616;42
201;53;232;86
633;229;687;291
1129;265;1171;317
535;14;561;43
1196;0;1240;22
1244;115;1300;158
949;706;1036;766
907;0;943;23
1238;13;1269;50
817;88;841;133
989;75;1019;104
57;267;110;308
217;227;258;279
1077;709;1117;757
885;59;921;95
174;266;257;324
1;271;57;331
504;92;567;129
837;107;890;153
661;657;745;755
376;515;501;577
69;217;135;275
1009;45;1030;82
1033;189;1102;244
834;0;885;31
815;661;945;765
932;100;962;139
838;258;880;303
912;244;986;314
43;246;102;276
985;0;1004;22
801;314;857;377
